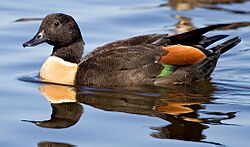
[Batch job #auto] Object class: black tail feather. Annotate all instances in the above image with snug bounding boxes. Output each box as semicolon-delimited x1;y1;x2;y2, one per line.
167;24;231;45
209;37;241;55
201;35;229;48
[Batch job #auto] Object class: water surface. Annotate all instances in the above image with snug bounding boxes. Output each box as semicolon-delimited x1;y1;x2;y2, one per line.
0;0;250;146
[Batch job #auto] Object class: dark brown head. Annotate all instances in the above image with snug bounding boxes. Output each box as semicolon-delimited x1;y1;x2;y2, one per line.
23;13;84;63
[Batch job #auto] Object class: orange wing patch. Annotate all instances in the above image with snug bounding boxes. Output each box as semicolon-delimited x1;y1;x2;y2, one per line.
159;45;207;65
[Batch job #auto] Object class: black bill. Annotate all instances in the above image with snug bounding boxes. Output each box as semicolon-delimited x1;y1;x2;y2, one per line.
23;30;48;47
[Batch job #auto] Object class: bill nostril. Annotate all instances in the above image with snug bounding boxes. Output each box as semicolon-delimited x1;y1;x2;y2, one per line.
36;34;42;39
36;30;44;39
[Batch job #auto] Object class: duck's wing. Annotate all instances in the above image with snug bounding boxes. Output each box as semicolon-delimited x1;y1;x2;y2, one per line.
76;44;166;86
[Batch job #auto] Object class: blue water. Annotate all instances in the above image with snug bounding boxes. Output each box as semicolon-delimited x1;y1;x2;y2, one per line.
0;0;250;146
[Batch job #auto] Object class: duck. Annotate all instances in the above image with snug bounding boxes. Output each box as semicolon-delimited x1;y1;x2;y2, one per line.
23;13;241;87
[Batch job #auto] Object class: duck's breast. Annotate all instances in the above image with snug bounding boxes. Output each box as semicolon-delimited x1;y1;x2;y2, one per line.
39;56;78;86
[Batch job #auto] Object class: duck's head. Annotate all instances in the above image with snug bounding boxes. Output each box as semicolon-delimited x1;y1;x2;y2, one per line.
23;13;84;63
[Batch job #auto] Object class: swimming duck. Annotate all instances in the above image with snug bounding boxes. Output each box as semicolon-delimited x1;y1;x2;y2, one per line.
23;13;240;87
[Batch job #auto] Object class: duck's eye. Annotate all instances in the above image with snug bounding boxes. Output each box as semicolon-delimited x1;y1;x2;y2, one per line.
54;22;60;27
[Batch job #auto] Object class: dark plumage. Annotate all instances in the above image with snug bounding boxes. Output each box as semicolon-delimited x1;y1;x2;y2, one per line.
23;13;241;87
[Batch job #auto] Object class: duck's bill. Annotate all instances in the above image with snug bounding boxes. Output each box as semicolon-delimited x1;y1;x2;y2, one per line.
23;30;48;47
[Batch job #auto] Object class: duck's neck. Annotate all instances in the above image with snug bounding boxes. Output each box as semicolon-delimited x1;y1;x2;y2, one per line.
52;39;84;64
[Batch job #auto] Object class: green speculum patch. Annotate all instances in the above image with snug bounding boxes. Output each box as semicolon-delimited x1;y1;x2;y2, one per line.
157;64;175;78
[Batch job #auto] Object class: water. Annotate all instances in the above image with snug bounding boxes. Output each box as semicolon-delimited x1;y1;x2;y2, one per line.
0;0;250;146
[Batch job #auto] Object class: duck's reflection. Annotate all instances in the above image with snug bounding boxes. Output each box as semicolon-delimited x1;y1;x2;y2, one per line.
172;15;195;34
151;115;209;143
163;0;249;13
23;85;83;128
161;0;250;34
24;83;236;145
172;16;250;34
24;102;82;129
